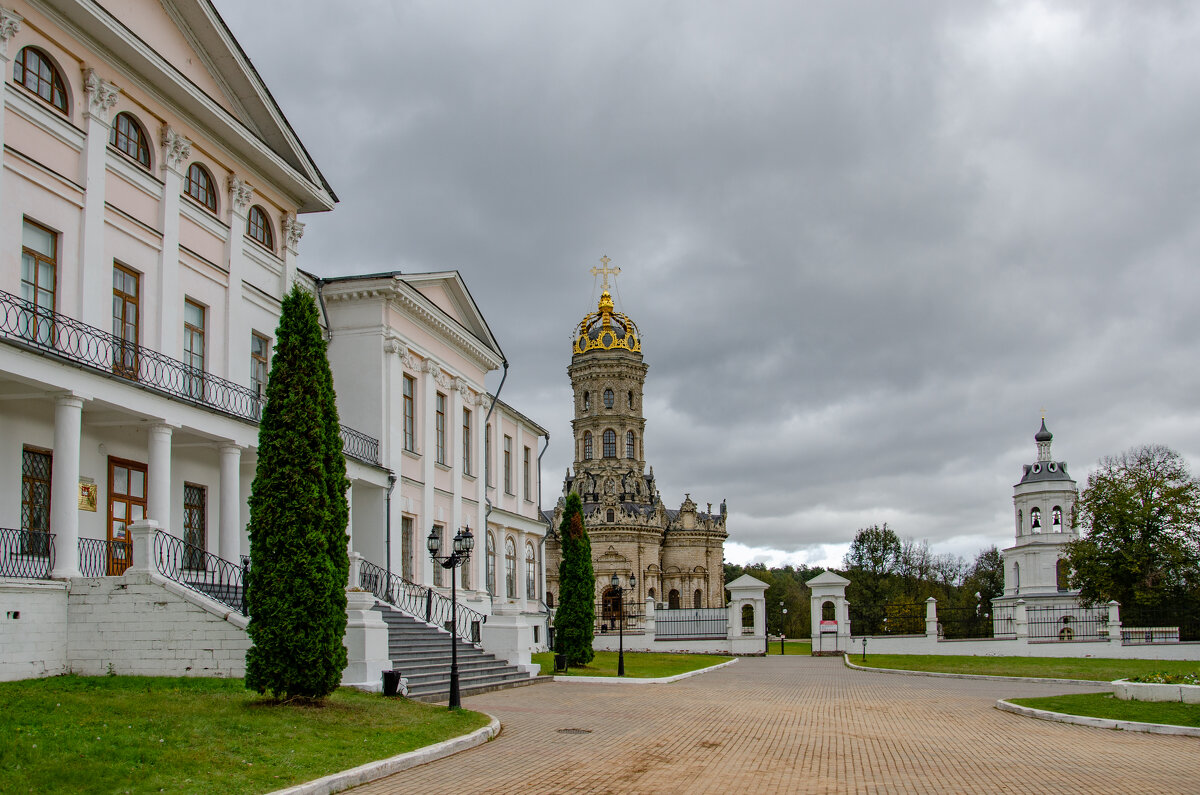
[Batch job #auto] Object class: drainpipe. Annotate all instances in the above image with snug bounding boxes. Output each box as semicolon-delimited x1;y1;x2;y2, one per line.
483;360;509;606
314;278;332;341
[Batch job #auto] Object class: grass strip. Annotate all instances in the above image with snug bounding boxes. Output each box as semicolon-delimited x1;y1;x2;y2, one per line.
532;651;732;677
0;675;490;795
854;654;1199;682
1008;692;1200;728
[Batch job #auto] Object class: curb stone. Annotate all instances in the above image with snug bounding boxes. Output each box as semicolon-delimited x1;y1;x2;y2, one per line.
553;657;738;683
843;655;1113;688
995;698;1200;737
267;713;501;795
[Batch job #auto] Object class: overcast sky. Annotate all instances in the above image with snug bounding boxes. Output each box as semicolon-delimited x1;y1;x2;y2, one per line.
213;1;1200;569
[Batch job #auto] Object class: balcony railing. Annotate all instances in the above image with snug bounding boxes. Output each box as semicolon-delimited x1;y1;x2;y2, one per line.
0;289;380;466
0;527;54;578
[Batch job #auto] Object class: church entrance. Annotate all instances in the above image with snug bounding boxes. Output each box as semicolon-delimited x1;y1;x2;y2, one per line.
601;586;622;630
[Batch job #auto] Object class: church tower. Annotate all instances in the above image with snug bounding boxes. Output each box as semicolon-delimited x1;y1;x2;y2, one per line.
997;419;1080;607
546;259;728;616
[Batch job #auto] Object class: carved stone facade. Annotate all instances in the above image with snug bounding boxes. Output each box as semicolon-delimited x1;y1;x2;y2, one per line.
546;286;728;612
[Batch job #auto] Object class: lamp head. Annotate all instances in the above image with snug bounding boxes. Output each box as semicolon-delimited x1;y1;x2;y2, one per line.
611;572;619;589
629;573;636;589
426;527;440;556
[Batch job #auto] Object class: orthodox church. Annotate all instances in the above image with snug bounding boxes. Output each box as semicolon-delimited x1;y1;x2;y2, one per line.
545;261;728;613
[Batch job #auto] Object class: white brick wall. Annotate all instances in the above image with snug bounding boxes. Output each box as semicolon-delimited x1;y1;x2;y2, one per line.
0;580;69;681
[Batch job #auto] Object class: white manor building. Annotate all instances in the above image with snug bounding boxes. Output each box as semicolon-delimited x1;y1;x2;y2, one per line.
0;0;548;685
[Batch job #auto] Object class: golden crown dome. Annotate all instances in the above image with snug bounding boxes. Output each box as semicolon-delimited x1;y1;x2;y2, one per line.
573;290;641;355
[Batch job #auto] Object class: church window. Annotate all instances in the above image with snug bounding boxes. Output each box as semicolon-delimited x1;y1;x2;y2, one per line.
1013;562;1020;591
248;205;274;250
582;391;590;411
525;541;536;599
628;391;634;409
110;113;151;168
504;536;516;598
184;163;217;212
668;589;681;610
486;531;495;595
583;432;593;460
648;587;656;602
1017;509;1022;534
1030;507;1041;532
603;429;616;458
626;431;635;459
606;509;614;523
1056;559;1069;592
14;48;68;114
693;589;702;609
1052;506;1063;531
603;389;614;408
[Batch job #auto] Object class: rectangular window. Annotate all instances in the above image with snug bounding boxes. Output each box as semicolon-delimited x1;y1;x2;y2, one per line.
401;516;413;581
21;447;52;556
20;219;56;346
432;525;445;586
462;408;472;475
183;483;206;570
112;264;140;379
403;375;415;452
504;436;513;494
485;424;492;486
250;332;270;399
183;299;205;400
523;446;532;501
435;393;447;465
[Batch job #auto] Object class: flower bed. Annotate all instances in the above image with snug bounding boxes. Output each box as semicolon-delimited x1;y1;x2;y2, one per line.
1113;675;1200;703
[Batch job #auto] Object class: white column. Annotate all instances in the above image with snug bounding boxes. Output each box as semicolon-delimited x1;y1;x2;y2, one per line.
147;423;173;529
77;69;119;328
224;178;254;384
157;127;190;357
344;480;354;559
218;443;241;562
420;360;438;585
50;394;84;578
516;529;529;611
0;10;23;212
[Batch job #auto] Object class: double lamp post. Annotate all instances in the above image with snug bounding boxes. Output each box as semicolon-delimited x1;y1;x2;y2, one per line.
609;572;636;677
427;524;473;710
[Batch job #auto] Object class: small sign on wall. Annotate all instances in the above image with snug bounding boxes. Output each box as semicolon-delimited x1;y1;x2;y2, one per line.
78;479;97;512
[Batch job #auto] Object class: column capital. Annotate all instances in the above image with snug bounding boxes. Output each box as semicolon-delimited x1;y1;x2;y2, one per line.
54;392;85;410
82;68;119;121
283;213;305;254
160;125;192;177
0;8;23;59
217;442;243;454
228;175;254;215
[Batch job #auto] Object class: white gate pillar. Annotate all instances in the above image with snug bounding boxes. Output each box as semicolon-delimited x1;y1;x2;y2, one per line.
726;573;768;655
806;570;851;656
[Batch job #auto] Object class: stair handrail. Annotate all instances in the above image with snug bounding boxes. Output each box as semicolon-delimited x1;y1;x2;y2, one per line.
359;558;486;644
153;530;246;616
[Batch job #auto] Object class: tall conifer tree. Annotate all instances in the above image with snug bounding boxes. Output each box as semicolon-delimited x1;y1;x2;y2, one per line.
555;492;595;665
245;285;349;699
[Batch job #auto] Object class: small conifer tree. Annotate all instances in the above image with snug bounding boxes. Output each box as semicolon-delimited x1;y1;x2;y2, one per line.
245;285;349;700
555;492;595;666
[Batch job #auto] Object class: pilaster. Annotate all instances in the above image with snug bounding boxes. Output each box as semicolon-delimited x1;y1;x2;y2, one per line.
157;127;190;358
420;359;437;585
280;213;304;293
450;383;464;587
77;69;119;328
0;8;22;213
224;177;253;384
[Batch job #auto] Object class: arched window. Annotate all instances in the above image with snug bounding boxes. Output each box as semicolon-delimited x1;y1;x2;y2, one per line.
693;589;702;608
110;113;150;168
603;388;614;408
602;429;616;458
525;541;536;599
1030;507;1041;532
504;536;516;598
1013;562;1020;591
741;603;755;632
582;391;590;411
184;163;217;212
648;587;656;602
1052;506;1063;531
486;532;495;595
626;431;635;459
628;390;634;409
1017;509;1023;534
606;509;615;523
546;591;554;608
821;601;835;621
601;586;621;629
583;432;593;460
668;589;680;610
247;205;274;250
14;47;67;114
1056;559;1069;592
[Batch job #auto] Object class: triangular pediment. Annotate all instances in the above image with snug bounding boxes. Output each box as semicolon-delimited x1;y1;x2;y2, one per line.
805;570;851;587
401;271;503;357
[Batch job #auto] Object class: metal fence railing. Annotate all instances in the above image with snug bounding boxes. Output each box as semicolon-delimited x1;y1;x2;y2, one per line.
359;558;485;644
78;537;132;577
654;607;726;640
849;602;926;636
594;600;646;635
1027;605;1109;641
154;530;246;615
0;527;54;579
1120;605;1200;644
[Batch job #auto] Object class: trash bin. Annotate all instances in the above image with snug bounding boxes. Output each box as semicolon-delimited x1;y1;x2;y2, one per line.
554;653;567;673
382;669;402;697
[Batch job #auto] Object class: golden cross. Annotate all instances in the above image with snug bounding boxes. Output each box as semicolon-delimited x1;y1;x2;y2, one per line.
590;255;621;291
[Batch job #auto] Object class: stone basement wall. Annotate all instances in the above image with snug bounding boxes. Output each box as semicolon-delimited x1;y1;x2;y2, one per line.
67;572;250;677
1;579;69;681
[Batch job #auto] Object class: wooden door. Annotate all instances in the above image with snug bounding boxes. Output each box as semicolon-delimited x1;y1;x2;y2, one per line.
107;457;146;575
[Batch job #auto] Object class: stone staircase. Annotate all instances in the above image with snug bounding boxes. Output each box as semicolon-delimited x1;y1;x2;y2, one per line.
376;605;545;702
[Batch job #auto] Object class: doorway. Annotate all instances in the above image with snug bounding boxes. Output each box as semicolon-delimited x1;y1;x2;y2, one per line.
107;457;146;575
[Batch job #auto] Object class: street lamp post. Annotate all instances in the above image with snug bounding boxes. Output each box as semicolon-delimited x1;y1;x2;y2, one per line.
610;572;637;677
780;601;787;655
427;524;474;710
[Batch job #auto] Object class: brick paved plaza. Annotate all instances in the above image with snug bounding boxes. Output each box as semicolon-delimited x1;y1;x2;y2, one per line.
351;655;1199;794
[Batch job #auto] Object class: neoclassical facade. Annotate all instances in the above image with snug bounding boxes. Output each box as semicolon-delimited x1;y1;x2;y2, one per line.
546;268;728;615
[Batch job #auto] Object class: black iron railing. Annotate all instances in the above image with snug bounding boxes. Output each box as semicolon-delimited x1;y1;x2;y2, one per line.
1027;605;1109;641
595;599;646;634
1121;605;1200;643
154;530;245;615
850;602;926;636
0;527;54;578
0;289;382;466
936;605;1002;639
78;537;132;576
359;558;485;644
653;606;726;639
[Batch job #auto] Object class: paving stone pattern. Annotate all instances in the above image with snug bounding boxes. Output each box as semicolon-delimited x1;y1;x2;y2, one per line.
352;655;1200;794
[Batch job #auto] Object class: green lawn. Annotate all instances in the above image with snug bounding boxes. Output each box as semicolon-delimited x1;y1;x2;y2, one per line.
855;654;1200;682
766;639;812;655
532;650;732;677
0;675;490;795
1009;692;1200;728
